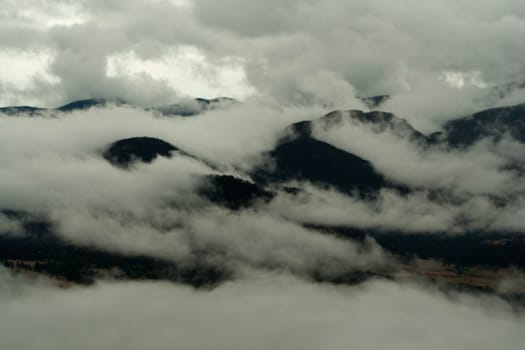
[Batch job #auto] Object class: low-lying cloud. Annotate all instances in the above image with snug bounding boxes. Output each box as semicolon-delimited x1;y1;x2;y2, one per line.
312;112;525;195
0;106;389;277
0;268;523;350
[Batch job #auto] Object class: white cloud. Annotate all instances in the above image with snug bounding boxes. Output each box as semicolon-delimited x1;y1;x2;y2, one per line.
106;47;255;101
0;1;89;29
0;49;58;105
440;70;488;89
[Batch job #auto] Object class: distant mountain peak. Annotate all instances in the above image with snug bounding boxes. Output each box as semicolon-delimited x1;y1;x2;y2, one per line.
0;105;45;116
56;98;129;112
0;96;237;117
198;174;274;210
287;109;429;145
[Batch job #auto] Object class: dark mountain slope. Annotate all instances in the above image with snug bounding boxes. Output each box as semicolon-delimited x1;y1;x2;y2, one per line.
198;175;274;210
314;225;525;269
439;104;525;148
103;137;178;167
253;125;389;197
0;97;236;117
57;98;108;112
0;228;227;286
0;106;46;116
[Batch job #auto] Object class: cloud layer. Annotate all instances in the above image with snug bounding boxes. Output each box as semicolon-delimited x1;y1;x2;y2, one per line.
1;268;524;350
0;106;389;278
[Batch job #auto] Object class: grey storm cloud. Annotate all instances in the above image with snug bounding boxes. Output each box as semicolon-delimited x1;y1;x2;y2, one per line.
0;0;525;127
192;0;525;124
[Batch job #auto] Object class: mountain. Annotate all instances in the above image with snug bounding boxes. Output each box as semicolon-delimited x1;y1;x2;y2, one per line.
248;108;439;197
0;97;236;117
253;118;390;197
56;98;128;112
439;103;525;148
198;175;274;210
0;106;45;116
103;137;178;167
0;98;126;115
318;109;429;144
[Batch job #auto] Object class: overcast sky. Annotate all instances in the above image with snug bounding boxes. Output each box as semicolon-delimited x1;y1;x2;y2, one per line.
1;0;525;126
